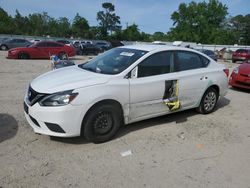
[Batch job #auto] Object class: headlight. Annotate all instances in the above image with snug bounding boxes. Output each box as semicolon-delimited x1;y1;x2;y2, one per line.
39;90;78;106
9;50;17;53
233;67;239;74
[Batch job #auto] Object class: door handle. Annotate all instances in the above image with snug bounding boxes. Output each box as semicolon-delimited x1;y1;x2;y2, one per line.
200;76;208;80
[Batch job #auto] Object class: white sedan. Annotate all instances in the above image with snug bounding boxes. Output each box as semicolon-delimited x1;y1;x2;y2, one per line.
24;45;228;143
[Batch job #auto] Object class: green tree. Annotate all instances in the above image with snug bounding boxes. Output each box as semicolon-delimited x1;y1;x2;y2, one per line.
122;24;141;41
71;13;89;38
97;2;121;38
27;12;52;36
152;31;167;41
168;0;228;44
229;14;250;45
13;10;29;34
0;7;15;34
57;17;71;37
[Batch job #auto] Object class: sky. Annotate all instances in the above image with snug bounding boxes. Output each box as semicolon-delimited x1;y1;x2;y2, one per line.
1;0;250;34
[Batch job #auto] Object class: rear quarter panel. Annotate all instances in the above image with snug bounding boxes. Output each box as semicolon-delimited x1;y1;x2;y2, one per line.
206;63;228;97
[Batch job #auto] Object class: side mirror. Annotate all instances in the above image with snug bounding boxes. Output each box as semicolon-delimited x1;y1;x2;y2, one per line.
131;66;138;79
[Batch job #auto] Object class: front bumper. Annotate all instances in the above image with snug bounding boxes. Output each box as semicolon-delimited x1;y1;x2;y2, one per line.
229;72;250;89
24;99;85;137
7;51;18;59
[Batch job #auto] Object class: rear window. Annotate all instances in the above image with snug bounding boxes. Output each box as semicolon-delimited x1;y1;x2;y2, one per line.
176;51;208;71
236;49;247;53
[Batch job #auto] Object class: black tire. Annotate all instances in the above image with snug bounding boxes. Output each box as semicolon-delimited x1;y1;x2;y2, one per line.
196;87;219;114
83;103;123;143
18;52;29;59
1;45;8;51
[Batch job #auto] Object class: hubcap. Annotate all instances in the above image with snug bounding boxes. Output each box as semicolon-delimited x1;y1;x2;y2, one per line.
204;91;217;111
1;46;6;50
93;112;113;135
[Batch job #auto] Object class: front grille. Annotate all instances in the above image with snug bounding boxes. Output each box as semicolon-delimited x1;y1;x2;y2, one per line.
28;86;47;106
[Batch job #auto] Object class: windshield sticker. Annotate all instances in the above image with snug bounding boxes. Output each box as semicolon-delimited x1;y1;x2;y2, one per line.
163;80;181;111
120;52;135;57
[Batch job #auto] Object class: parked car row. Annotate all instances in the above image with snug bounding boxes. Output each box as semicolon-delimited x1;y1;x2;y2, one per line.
0;37;123;55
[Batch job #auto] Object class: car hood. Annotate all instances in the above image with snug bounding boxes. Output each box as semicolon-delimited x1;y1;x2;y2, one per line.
239;62;250;74
31;66;111;93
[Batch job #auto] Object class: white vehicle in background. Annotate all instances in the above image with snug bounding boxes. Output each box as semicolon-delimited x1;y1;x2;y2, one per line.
29;39;41;44
24;45;229;143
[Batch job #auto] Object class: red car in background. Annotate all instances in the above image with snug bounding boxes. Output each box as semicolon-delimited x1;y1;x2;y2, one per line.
229;61;250;89
232;49;250;63
7;41;75;59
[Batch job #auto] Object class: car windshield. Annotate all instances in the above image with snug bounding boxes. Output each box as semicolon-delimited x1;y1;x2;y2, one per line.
78;48;148;75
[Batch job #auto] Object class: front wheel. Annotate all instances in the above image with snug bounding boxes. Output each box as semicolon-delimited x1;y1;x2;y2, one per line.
83;104;123;143
18;52;29;59
196;87;218;114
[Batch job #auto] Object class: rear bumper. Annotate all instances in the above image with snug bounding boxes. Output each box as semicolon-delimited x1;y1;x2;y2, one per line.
232;57;249;62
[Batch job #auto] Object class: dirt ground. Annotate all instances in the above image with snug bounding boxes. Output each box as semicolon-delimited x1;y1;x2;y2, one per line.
0;50;250;188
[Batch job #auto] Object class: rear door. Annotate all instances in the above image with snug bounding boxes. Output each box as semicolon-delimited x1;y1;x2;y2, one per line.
34;42;49;58
174;50;210;108
46;42;64;57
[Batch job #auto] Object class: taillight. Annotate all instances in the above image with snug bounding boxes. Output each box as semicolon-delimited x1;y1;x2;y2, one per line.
241;53;248;57
223;68;229;77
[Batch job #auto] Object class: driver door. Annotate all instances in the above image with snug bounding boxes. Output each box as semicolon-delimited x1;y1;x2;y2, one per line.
129;51;181;122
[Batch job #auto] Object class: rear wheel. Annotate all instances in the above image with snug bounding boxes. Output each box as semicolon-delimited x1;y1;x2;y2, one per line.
1;45;8;51
18;52;29;59
83;103;122;143
196;87;218;114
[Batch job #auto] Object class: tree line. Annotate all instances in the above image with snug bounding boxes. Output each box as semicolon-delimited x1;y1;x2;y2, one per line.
0;0;249;45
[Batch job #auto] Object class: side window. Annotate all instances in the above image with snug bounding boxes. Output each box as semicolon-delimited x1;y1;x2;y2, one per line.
18;39;26;43
10;39;16;43
36;42;47;47
176;51;206;71
138;51;174;78
200;55;210;67
47;42;62;47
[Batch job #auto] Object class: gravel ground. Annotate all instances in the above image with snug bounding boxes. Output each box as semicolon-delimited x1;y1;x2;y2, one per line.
0;51;250;188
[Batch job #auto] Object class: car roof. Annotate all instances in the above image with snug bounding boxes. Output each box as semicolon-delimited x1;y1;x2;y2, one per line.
119;44;197;53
